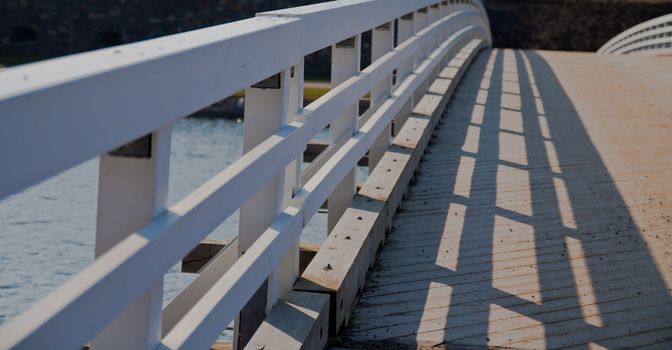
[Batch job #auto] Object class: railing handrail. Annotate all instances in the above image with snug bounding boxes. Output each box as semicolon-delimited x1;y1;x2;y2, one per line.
0;1;490;349
0;0;488;202
598;13;672;55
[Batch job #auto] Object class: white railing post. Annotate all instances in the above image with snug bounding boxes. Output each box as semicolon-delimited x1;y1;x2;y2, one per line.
440;1;448;18
395;12;416;135
413;7;430;107
0;1;494;347
92;126;171;350
270;60;304;304
236;69;292;349
439;1;451;69
429;3;442;80
328;35;361;233
368;21;395;172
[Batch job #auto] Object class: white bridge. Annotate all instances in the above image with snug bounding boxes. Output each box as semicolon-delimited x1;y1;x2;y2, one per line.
2;1;672;350
0;1;490;349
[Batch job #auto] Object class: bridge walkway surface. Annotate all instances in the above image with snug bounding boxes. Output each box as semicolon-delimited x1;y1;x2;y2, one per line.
335;49;672;349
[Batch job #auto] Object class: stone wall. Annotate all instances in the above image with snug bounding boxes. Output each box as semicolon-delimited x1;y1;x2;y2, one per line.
485;0;672;51
4;0;672;65
0;0;327;58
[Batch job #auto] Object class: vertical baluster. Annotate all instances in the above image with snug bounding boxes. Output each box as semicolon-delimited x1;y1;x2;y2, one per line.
429;3;441;81
327;35;361;233
92;126;171;350
430;4;440;44
236;69;292;349
368;21;395;173
269;60;304;306
440;1;448;18
440;1;450;67
413;7;430;108
395;12;416;135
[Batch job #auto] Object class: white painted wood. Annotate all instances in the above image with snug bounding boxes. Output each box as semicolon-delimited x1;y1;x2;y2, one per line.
265;61;304;311
295;38;486;338
369;21;395;173
163;239;239;336
328;35;361;233
0;20;490;350
273;60;303;305
428;5;443;81
0;17;302;201
396;12;417;135
92;125;171;350
237;69;292;349
598;14;672;55
259;0;470;55
0;0;490;202
244;291;330;350
300;27;487;226
414;7;431;108
0;1;491;348
301;10;486;135
440;1;448;18
161;207;304;350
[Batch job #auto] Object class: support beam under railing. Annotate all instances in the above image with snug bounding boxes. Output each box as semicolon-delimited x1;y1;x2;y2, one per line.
368;21;396;173
413;7;431;107
328;35;361;233
0;2;492;348
237;70;292;349
395;12;416;135
93;126;172;349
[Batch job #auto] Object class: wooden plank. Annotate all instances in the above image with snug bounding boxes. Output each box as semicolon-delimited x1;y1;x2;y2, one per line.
181;240;233;273
303;140;369;166
211;342;233;350
244;291;329;350
351;271;664;324
347;292;672;344
357;244;660;298
181;240;321;276
342;47;672;349
294;195;387;334
294;40;486;337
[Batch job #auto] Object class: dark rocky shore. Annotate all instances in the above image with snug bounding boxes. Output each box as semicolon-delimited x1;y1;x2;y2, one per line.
486;0;672;51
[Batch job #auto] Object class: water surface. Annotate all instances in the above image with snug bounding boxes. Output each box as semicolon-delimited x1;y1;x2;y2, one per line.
0;118;330;330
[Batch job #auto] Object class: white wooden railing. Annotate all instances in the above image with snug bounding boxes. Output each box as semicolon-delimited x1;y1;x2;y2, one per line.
598;13;672;56
0;0;490;349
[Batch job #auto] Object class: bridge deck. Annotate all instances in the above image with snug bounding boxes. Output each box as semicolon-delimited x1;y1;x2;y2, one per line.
338;49;672;349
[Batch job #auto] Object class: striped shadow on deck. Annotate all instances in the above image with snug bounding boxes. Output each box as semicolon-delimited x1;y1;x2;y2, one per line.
337;49;672;349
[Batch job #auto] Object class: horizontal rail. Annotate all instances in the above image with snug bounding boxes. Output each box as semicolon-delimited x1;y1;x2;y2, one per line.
259;0;489;55
0;0;491;348
0;17;303;201
162;25;488;349
598;13;672;56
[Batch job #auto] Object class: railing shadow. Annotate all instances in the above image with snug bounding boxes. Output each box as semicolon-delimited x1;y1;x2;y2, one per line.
344;48;672;349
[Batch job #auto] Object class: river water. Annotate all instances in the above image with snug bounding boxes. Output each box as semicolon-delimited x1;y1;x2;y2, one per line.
0;117;334;333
